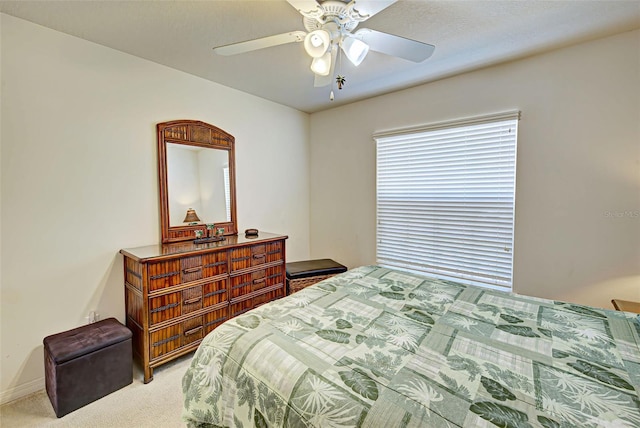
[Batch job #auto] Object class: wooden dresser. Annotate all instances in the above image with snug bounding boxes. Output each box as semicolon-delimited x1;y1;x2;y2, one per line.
120;232;287;383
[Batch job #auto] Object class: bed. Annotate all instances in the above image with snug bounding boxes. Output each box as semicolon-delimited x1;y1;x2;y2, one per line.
182;265;640;427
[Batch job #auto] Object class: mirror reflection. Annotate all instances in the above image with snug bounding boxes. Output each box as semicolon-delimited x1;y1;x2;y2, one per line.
167;143;231;227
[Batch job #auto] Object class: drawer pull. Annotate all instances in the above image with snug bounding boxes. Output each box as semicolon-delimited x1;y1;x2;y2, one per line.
153;334;180;347
150;271;179;280
232;281;251;290
150;302;180;314
204;261;226;268
252;254;266;260
204;289;226;298
184;326;203;336
182;266;202;274
183;296;202;305
253;278;266;285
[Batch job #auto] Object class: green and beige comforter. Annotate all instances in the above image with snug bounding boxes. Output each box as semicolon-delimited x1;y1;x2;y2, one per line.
182;265;640;427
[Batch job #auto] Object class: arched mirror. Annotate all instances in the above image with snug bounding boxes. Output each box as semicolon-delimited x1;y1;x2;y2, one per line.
157;120;237;243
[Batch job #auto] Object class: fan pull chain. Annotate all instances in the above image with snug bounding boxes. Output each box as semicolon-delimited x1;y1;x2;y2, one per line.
337;45;345;90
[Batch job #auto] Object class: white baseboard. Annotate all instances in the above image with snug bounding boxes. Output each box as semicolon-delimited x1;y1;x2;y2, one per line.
0;377;45;406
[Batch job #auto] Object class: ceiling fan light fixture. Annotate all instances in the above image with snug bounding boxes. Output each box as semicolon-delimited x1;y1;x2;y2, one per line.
310;51;332;76
341;36;369;66
304;29;331;58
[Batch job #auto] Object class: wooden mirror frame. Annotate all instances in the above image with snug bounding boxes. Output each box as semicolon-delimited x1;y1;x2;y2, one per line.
157;120;237;243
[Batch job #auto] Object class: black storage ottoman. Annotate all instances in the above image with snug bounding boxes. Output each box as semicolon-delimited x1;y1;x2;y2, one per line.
43;317;133;417
286;258;347;294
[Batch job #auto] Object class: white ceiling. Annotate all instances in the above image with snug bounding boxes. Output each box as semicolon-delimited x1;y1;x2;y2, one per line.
1;0;639;113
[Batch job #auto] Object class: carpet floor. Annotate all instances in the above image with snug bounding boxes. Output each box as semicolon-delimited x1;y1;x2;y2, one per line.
0;354;192;427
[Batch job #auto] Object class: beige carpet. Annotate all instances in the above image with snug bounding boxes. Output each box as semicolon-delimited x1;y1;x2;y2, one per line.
0;354;192;427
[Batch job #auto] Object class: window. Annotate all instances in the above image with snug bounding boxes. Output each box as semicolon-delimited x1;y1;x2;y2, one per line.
375;111;519;291
223;166;231;221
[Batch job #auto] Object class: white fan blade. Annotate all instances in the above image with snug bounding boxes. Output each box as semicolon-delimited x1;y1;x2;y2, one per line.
213;31;306;56
286;0;322;15
351;0;397;20
314;48;337;87
354;28;435;62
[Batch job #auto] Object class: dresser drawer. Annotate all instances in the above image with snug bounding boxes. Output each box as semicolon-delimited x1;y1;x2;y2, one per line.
230;265;284;299
202;251;228;277
149;316;205;360
230;286;285;317
149;280;227;325
229;244;265;271
148;260;181;292
265;240;284;263
202;280;228;307
149;305;229;360
180;255;204;282
230;241;284;271
148;251;227;292
203;307;229;335
179;251;228;282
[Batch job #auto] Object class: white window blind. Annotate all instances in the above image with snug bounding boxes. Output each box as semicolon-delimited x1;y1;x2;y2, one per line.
375;111;519;291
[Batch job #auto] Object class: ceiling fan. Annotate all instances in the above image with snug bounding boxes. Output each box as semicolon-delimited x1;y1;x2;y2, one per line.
213;0;435;93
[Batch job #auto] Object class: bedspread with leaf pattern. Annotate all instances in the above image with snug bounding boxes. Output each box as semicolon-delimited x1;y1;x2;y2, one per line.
182;266;640;428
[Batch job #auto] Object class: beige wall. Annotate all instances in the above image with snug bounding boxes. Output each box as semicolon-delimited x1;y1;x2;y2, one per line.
0;14;310;403
309;29;640;309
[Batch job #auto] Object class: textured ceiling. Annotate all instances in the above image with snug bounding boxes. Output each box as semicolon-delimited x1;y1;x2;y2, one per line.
1;0;639;113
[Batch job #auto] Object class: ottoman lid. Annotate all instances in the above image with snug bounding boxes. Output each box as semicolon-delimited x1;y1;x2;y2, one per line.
44;318;132;364
286;259;347;280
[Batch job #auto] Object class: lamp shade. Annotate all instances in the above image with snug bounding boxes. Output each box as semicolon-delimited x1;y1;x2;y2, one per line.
341;36;369;66
310;51;332;76
183;208;201;223
304;30;331;58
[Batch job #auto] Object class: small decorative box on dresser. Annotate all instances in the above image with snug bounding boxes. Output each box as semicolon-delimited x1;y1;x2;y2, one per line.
120;232;287;383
